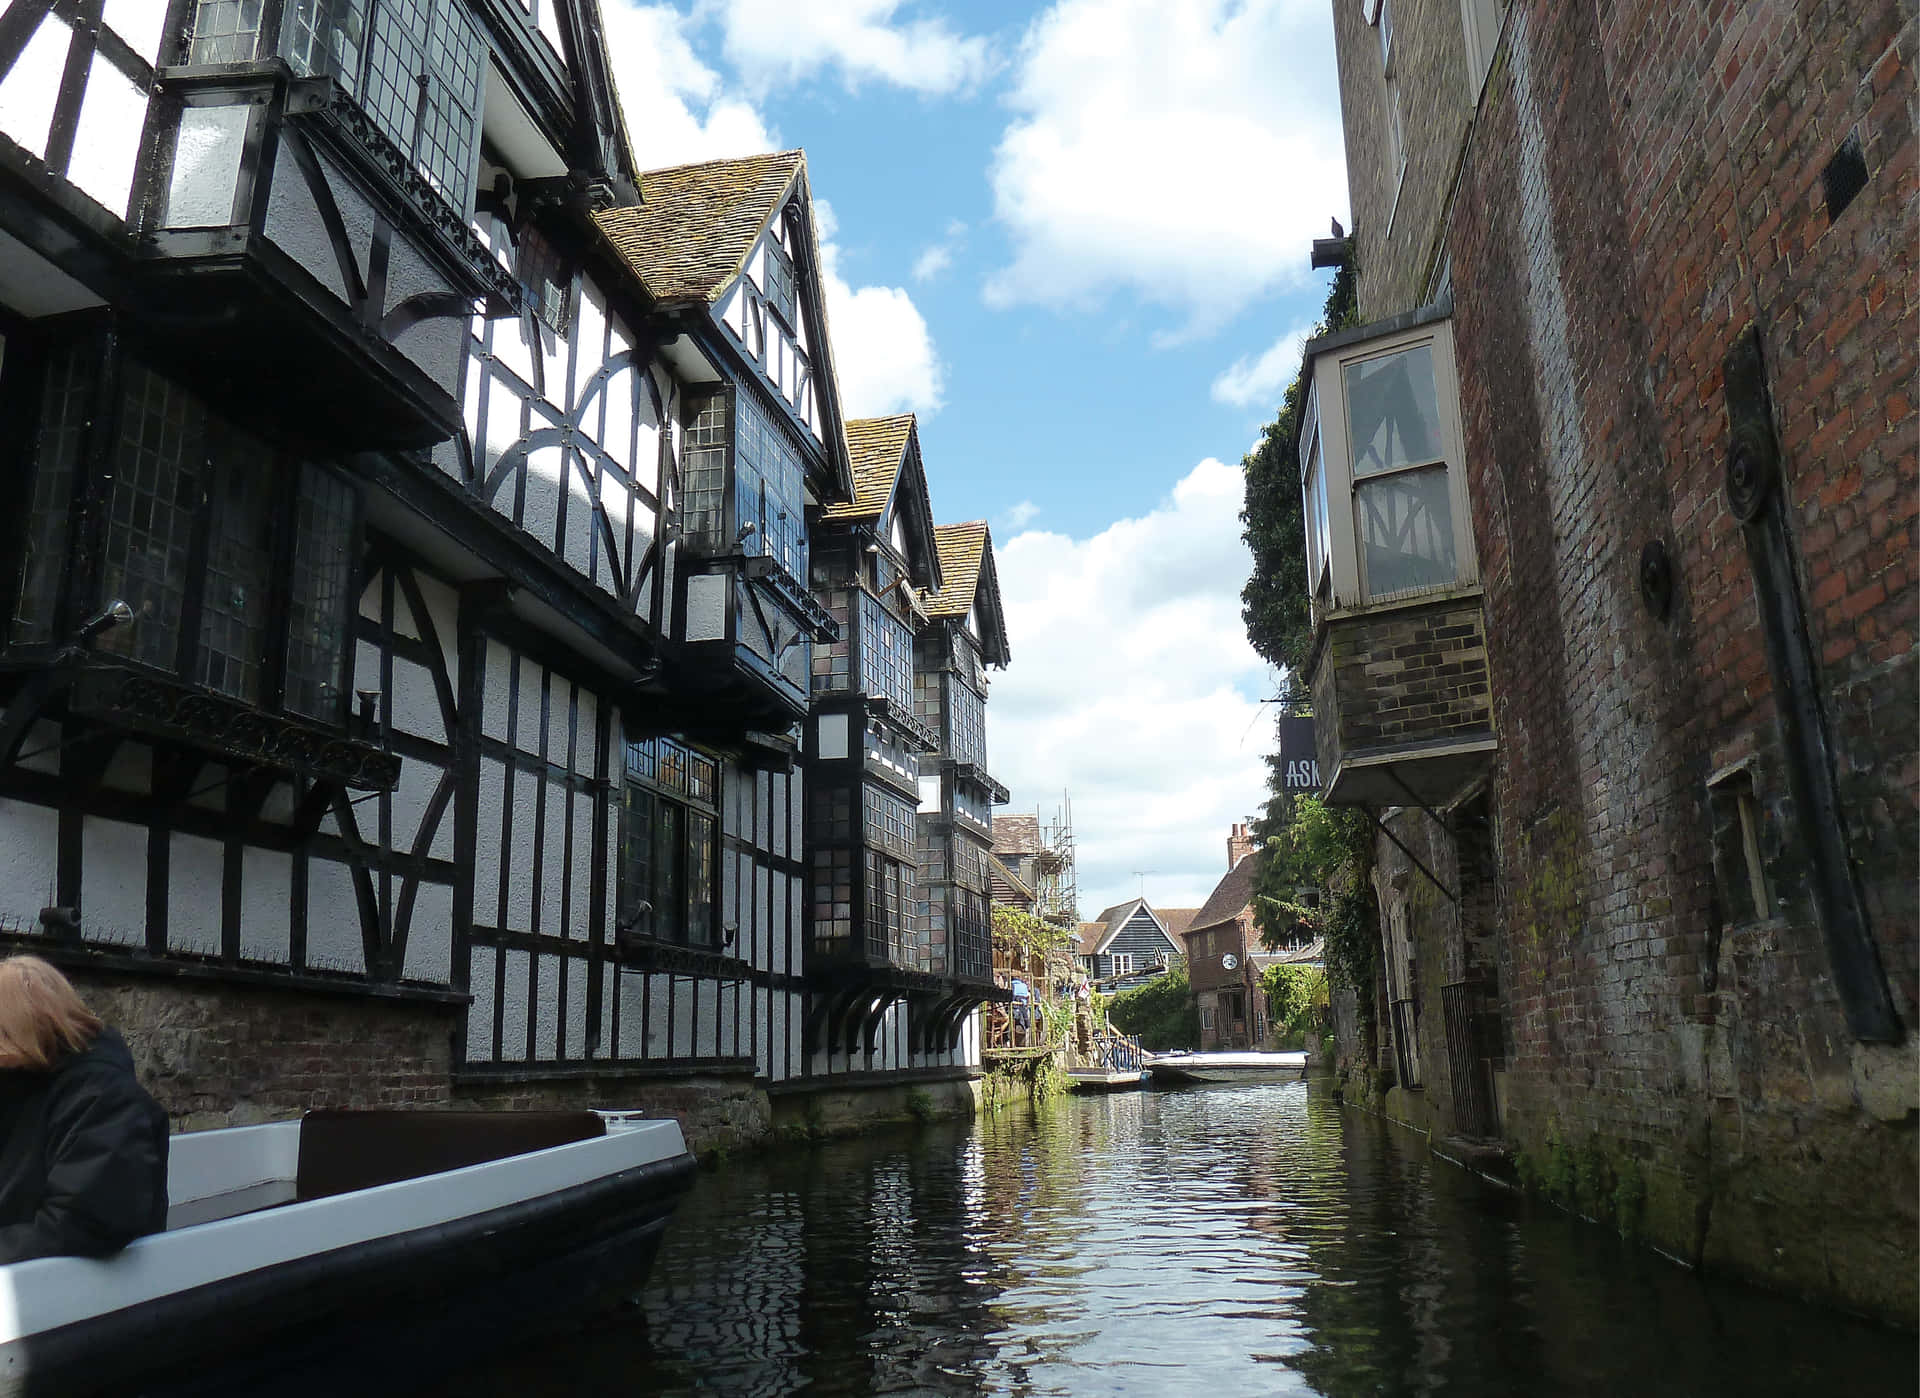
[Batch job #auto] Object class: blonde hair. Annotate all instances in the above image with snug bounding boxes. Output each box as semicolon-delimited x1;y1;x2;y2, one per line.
0;956;103;1070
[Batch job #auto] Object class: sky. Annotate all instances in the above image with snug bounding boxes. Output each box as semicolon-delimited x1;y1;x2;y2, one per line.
601;0;1350;918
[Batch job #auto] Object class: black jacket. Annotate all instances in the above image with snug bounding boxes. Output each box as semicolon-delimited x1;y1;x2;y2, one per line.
0;1028;170;1264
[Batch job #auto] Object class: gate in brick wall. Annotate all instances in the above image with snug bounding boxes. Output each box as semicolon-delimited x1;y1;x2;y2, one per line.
1441;980;1499;1138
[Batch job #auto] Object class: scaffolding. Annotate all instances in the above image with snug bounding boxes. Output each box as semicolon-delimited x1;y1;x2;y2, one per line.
1032;795;1079;926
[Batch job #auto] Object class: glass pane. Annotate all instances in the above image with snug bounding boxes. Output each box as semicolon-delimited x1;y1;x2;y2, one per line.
621;783;654;930
189;0;269;63
1355;464;1457;598
12;344;95;644
98;363;207;672
285;468;356;720
1343;343;1444;477
284;0;367;86
653;800;682;940
196;431;275;701
681;391;727;552
686;811;714;948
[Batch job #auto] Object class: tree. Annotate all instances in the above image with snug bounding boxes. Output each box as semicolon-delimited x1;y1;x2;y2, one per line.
1260;962;1328;1040
1106;966;1199;1051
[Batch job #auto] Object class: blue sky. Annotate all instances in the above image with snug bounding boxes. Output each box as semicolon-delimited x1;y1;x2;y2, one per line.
601;0;1349;916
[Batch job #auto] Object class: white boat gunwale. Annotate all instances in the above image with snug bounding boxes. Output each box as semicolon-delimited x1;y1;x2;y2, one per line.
0;1115;691;1347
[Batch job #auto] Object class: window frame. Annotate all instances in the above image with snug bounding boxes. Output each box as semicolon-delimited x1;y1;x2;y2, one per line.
1308;315;1477;609
617;736;722;949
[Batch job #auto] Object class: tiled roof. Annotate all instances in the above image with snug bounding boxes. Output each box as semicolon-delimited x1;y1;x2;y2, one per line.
992;814;1042;856
922;522;988;617
1155;907;1200;941
824;415;913;521
1074;922;1106;955
594;151;805;305
1092;897;1144;928
1188;854;1258;933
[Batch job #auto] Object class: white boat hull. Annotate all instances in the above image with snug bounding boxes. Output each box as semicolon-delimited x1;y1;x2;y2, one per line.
1145;1052;1309;1085
0;1111;695;1398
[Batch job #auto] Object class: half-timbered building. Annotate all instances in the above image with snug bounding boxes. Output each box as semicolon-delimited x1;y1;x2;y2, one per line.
0;1;1005;1146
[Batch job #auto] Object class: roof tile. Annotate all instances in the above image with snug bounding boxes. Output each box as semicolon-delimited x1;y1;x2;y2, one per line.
922;522;989;617
824;415;914;521
594;151;805;305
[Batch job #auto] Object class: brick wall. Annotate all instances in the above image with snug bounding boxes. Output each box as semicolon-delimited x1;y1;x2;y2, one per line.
71;973;460;1131
1327;0;1917;1322
1310;593;1493;772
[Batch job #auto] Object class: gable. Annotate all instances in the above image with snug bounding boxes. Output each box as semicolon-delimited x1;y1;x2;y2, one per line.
1094;902;1178;957
595;153;852;499
923;522;1011;667
826;415;941;589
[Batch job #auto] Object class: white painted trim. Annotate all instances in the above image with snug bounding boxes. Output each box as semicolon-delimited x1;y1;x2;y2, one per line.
0;1119;687;1344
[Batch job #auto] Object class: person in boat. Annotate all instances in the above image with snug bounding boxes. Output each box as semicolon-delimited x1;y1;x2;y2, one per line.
0;955;170;1264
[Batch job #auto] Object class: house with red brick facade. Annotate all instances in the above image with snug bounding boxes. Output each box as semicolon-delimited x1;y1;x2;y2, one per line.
1183;825;1265;1049
1300;0;1915;1323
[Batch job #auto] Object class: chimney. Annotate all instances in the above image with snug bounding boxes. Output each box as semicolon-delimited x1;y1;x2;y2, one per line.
1228;822;1256;869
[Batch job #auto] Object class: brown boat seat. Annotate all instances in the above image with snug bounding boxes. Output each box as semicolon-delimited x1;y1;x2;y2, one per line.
295;1109;608;1202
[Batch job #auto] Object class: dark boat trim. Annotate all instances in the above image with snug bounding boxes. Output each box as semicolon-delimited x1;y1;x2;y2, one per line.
2;1150;697;1398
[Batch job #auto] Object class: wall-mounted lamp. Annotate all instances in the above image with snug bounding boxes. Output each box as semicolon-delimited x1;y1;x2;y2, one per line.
864;541;881;555
736;521;757;542
75;599;133;642
355;688;382;733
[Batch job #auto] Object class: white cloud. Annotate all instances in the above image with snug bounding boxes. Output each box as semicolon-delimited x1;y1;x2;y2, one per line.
984;0;1348;339
912;217;969;282
990;459;1272;920
814;200;945;417
1211;319;1317;408
997;499;1041;531
714;0;993;94
601;3;779;167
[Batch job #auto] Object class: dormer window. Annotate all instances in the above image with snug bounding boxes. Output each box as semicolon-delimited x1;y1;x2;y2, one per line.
1304;312;1475;608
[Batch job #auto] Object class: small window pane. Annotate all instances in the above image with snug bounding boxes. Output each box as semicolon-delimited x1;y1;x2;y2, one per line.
1355;464;1457;598
284;0;367;86
681;391;728;553
285;468;356;719
189;0;269;63
652;800;682;939
1344;343;1444;477
621;784;654;927
686;811;714;948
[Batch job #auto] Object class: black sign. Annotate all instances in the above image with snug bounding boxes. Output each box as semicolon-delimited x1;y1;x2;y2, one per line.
1277;715;1321;793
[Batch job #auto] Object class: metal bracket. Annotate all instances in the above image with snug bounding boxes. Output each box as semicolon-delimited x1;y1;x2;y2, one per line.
1363;805;1457;904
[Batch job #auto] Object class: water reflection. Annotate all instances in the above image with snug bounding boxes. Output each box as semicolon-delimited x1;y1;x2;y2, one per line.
429;1084;1915;1396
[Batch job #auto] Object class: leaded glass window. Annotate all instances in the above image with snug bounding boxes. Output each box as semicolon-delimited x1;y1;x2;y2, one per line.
6;348;359;713
192;0;485;212
948;678;986;767
954;888;990;981
858;592;913;710
620;736;720;947
10;345;94;644
195;422;275;701
98;364;206;674
735;392;807;581
681;390;728;554
285;468;356;719
762;239;796;327
864;849;914;966
863;785;917;861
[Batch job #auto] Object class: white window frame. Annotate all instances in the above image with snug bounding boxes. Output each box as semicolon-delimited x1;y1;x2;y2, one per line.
1460;0;1507;98
1307;315;1478;609
1111;953;1134;976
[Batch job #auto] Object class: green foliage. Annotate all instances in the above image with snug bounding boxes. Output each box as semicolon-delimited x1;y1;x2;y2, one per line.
992;905;1075;963
1240;259;1357;675
905;1088;935;1123
1252;794;1371;951
1106;965;1200;1051
1260;963;1327;1038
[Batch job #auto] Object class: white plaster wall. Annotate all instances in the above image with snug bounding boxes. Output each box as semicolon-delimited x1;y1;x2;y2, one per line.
306;858;364;974
467;947;496;1060
264;145;347;302
685;573;727;642
238;848;292;964
81;816;146;948
0;798;57;935
403;881;453;984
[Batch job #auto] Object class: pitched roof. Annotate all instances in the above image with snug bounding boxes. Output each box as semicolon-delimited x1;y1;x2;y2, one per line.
1188;854;1259;934
1074;921;1106;955
594;151;805;305
1155;907;1200;941
992;814;1042;856
922;522;988;616
823;415;913;521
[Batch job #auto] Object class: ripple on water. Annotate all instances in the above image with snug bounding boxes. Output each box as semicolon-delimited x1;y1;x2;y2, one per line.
426;1082;1917;1398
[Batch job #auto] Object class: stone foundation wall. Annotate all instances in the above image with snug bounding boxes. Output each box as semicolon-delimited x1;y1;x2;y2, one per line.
454;1072;772;1159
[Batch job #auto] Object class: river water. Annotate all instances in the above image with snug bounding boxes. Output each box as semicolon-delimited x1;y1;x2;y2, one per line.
435;1082;1915;1396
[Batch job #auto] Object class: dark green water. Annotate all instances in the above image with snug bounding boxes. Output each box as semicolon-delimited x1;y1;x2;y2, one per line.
437;1083;1915;1396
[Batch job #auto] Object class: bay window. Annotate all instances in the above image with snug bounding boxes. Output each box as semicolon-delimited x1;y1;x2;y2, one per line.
1304;312;1475;608
947;678;986;767
185;0;486;214
619;737;719;948
7;343;358;724
858;591;913;709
